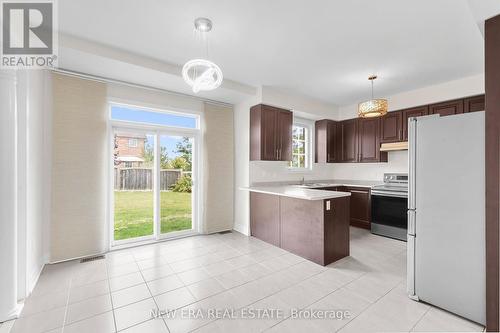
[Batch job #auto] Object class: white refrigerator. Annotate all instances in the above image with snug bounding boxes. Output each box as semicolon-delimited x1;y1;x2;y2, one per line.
407;111;485;325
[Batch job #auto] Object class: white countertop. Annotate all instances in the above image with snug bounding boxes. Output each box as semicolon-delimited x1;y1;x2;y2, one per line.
241;179;382;201
241;185;351;201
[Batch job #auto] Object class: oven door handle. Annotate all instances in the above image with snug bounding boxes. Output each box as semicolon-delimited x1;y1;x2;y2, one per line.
371;190;408;198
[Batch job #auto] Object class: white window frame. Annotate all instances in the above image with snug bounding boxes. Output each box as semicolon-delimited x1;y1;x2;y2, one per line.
107;101;203;249
288;117;313;172
128;138;138;147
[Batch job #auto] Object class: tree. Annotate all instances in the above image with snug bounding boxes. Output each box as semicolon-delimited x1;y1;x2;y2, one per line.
176;137;192;171
144;143;169;168
167;156;189;170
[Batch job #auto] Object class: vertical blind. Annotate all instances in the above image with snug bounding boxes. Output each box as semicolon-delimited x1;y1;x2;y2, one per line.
50;73;107;262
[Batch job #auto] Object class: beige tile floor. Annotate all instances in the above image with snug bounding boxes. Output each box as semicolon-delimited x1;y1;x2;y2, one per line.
1;227;484;333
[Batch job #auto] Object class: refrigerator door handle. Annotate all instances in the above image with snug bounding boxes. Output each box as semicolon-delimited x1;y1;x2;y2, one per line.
408;209;416;236
407;234;419;300
408;117;417;210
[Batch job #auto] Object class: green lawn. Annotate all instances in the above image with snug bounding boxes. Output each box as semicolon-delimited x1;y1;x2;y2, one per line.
114;191;192;240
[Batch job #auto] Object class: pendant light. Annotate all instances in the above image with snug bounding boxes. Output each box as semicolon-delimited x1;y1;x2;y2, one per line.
358;75;388;118
182;18;223;93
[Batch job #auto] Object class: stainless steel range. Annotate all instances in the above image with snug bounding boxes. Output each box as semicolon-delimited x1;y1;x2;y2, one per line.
371;173;408;241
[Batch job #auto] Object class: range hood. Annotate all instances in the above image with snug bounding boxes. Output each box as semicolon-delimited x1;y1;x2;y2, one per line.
380;142;408;151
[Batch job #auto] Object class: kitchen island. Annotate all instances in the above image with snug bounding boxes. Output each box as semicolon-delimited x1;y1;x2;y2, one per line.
243;185;351;266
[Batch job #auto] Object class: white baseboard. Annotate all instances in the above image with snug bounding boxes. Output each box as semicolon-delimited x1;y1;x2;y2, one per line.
205;226;233;234
27;262;45;297
0;303;23;323
233;223;250;236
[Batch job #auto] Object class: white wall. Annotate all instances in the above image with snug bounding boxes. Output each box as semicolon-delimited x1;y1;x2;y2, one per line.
16;70;50;299
233;90;261;235
24;71;48;293
0;70;21;320
261;86;340;120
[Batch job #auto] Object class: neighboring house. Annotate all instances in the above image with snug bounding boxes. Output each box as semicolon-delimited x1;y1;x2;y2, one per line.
115;134;147;167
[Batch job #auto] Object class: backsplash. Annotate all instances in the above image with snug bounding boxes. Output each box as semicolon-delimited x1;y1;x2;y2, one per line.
250;150;408;183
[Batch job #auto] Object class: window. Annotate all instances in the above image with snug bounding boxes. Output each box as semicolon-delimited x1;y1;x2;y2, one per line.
109;102;200;247
289;122;311;169
111;105;198;129
128;138;138;147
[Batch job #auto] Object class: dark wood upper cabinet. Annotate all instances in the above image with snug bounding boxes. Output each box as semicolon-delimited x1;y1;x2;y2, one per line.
315;119;338;163
260;106;278;160
358;117;387;163
277;110;293;161
402;106;429;141
340;119;358;163
464;94;485;113
380;111;403;143
429;99;464;117
250;104;292;161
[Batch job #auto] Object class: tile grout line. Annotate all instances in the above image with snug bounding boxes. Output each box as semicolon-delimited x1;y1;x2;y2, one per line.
408;305;432;332
334;280;409;333
105;260;119;333
133;248;171;333
60;266;75;333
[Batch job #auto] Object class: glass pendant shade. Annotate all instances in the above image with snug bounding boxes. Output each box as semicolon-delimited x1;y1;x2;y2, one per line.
183;18;223;93
358;98;388;118
182;59;223;93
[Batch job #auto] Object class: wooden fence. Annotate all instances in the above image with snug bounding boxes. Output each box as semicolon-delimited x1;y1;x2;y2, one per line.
114;168;183;190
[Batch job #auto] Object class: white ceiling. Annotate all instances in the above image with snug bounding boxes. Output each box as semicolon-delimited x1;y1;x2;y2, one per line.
58;0;488;105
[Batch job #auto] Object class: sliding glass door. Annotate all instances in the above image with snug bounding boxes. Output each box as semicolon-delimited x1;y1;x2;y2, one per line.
113;130;156;242
110;103;200;246
158;135;194;237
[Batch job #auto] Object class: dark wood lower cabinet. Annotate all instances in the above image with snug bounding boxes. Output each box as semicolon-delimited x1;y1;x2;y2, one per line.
335;186;371;229
249;192;280;246
250;193;350;266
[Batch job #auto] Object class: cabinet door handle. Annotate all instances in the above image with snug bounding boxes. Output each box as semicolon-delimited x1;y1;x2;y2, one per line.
279;149;281;160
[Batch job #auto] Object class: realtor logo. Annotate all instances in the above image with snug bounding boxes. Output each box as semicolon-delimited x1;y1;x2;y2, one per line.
1;0;57;68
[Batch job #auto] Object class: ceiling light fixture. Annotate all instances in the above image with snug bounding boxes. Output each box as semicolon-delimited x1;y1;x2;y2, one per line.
182;17;223;93
358;75;388;118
